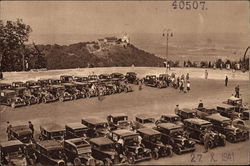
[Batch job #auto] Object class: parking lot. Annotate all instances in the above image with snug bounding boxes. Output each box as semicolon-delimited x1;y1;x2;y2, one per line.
0;75;249;165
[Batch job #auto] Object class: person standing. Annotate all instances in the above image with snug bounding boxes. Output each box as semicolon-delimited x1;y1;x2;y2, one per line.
198;100;203;108
186;73;189;81
203;129;211;153
28;121;34;138
6;121;12;141
186;81;191;92
205;70;208;79
179;80;184;93
235;85;240;98
174;105;179;114
225;76;228;87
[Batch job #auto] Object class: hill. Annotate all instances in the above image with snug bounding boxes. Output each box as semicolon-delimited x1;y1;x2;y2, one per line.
37;42;164;70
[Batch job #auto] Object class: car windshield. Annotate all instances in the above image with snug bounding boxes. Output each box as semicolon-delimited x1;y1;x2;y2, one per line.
100;144;115;151
170;128;183;137
48;149;63;159
113;116;128;124
150;134;161;143
124;135;139;146
3;145;24;156
143;118;155;123
172;117;180;122
96;123;106;129
51;131;64;137
200;124;212;131
222;121;231;127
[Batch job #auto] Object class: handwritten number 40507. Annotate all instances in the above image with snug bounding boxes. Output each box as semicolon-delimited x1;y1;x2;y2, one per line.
172;0;207;10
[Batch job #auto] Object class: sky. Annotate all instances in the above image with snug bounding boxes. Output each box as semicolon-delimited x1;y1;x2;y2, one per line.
0;1;249;42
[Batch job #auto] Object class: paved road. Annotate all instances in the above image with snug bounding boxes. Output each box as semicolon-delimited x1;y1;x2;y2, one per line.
0;78;249;165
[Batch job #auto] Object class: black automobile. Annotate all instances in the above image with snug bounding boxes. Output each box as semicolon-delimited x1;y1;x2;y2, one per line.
73;76;88;83
31;140;66;166
107;113;132;130
22;88;39;105
125;72;139;84
155;123;196;154
40;123;65;141
29;85;43;103
63;138;102;165
89;137;121;165
157;114;183;126
37;79;50;87
0;83;11;90
65;123;88;139
48;85;73;102
9;125;33;144
98;74;112;82
110;129;152;164
60;75;74;83
11;81;26;89
183;118;226;149
0;89;26;108
217;104;242;119
111;73;125;81
195;106;218;119
81;118;109;138
48;79;62;85
88;75;98;81
133;114;157;129
25;80;38;87
176;108;197;121
204;114;248;143
62;83;82;99
158;74;171;86
40;88;57;103
143;75;166;88
137;128;173;159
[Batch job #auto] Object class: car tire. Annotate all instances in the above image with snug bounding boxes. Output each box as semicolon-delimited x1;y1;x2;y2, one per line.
152;150;159;160
11;102;16;108
27;100;31;105
127;155;135;164
73;157;82;166
168;148;173;157
124;87;128;93
208;140;214;149
86;93;91;98
42;98;47;103
221;139;226;146
227;134;236;143
59;97;64;102
157;84;161;89
103;158;112;166
176;147;182;155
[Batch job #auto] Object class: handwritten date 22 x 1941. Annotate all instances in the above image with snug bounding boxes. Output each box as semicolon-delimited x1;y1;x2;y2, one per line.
172;0;207;10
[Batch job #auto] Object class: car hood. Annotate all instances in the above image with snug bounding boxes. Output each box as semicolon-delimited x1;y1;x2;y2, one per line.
101;150;118;156
8;155;27;166
143;123;156;129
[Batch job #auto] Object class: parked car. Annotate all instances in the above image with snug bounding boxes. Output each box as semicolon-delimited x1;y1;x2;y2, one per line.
88;75;98;81
40;88;57;103
62;83;82;99
98;74;112;82
137;128;173;159
223;96;247;113
232;119;249;139
156;114;183;126
37;79;50;87
73;82;89;98
155;123;196;154
143;75;166;88
107;113;131;130
195;107;218;119
22;88;39;105
29;85;43;103
0;89;26;108
48;79;62;85
81;118;109;138
158;74;171;86
31;140;66;166
48;85;73;102
9;125;33;144
204;114;248;143
183;118;226;148
65;123;88;139
125;72;139;84
40;123;65;140
25;80;38;87
0;140;32;165
217;104;242;119
0;83;11;90
133;114;156;129
63;138;102;165
73;76;88;83
111;73;125;81
89;137;121;165
60;75;74;83
11;81;26;88
242;110;249;120
176;108;197;121
110;129;152;164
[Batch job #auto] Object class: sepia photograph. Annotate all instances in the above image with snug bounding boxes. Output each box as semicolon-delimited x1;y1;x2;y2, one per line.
0;0;249;165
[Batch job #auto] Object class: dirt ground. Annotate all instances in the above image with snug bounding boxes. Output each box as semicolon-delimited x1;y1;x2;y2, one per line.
0;68;249;165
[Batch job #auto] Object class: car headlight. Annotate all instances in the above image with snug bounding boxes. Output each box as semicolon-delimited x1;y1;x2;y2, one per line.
111;155;114;159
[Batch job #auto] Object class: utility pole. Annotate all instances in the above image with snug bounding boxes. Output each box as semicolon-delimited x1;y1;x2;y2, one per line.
162;29;173;73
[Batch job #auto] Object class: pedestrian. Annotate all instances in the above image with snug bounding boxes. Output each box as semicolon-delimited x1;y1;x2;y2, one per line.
203;129;211;153
177;77;180;88
179;81;184;93
225;76;228;87
186;73;189;81
198;100;203;108
186;81;191;92
174;105;179;114
138;80;142;91
6;121;12;141
235;85;240;98
205;70;208;79
28;121;34;138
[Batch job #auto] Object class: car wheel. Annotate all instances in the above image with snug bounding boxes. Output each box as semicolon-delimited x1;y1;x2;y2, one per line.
168;148;173;157
127;155;135;164
103;158;112;166
86;93;91;98
26;100;31;105
87;158;96;166
208;140;215;149
221;139;226;146
73;157;82;166
176;147;182;155
152;150;159;160
42;98;47;103
227;134;236;143
59;97;64;102
157;84;161;89
124;87;128;93
11;102;16;108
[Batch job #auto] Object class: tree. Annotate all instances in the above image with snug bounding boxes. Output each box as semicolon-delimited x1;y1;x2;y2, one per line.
0;19;32;71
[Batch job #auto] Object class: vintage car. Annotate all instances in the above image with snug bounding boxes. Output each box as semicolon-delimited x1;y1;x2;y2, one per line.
223;96;248;113
155;123;196;154
176;108;197;121
73;76;88;83
125;72;139;84
22;88;39;105
195;106;218;119
40;123;65;141
156;114;183;126
48;79;62;85
137;128;173;159
217;104;242;119
11;81;26;88
143;75;166;88
65;123;88;139
0;89;26;108
111;73;125;81
98;74;112;82
118;81;133;93
88;75;98;81
242;110;249;120
31;140;66;166
183;118;226;148
40;88;57;103
133;114;157;129
29;85;43;103
25;80;38;87
0;140;31;166
62;83;82;99
204;114;248;143
89;137;121;165
48;85;73;102
37;79;50;87
107;113;131;130
158;74;171;86
9;125;33;144
81;118;109;138
63;138;102;166
60;75;74;83
232;119;249;138
110;129;152;164
0;83;11;90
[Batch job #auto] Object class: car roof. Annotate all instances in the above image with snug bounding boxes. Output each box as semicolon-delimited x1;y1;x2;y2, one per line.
82;118;106;125
162;114;179;118
49;85;64;88
11;125;31;133
228;96;242;101
112;129;138;137
127;72;136;74
0;83;11;86
61;75;73;77
1;89;16;93
112;73;123;75
137;128;161;136
109;113;128;118
66;123;88;129
62;83;75;86
90;137;114;146
0;140;23;147
206;114;231;122
181;108;196;113
13;81;24;84
64;137;89;146
159;74;168;76
136;114;155;120
217;103;236;108
37;140;62;150
157;123;182;130
184;118;211;125
40;123;65;132
30;85;41;88
74;82;88;85
146;75;156;77
26;80;36;83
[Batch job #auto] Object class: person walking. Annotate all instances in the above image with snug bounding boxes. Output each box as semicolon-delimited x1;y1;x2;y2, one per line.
6;121;12;141
225;76;228;87
235;85;240;98
186;73;189;81
205;70;208;79
186;81;191;92
203;129;211;153
174;105;179;114
179;80;184;93
28;121;34;138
